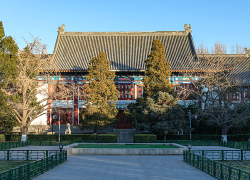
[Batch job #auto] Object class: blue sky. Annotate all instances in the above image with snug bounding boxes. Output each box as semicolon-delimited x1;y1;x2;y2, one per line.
0;0;249;54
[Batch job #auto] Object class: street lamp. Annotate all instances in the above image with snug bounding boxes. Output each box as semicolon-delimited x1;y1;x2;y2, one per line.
59;143;63;152
189;110;191;141
187;143;192;152
58;108;61;141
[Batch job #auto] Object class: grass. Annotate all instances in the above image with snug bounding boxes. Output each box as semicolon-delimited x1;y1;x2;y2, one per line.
0;161;31;173
222;161;250;173
74;144;177;148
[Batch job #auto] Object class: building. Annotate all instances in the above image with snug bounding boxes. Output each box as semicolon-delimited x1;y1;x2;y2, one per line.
29;24;250;133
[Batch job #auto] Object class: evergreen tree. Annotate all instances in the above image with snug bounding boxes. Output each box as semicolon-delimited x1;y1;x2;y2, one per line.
80;51;119;133
126;92;187;140
0;21;18;84
0;91;17;133
0;21;18;133
143;39;172;98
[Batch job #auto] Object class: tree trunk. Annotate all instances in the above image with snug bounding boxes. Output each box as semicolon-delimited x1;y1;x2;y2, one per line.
21;125;28;141
221;126;228;142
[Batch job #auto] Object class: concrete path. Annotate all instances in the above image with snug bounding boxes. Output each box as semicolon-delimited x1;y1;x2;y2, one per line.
34;155;215;180
11;146;59;150
11;146;239;180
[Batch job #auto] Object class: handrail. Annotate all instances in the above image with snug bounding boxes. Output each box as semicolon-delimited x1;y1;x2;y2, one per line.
183;150;250;179
0;150;67;180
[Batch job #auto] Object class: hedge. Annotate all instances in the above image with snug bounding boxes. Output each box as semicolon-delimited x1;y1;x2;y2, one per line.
134;134;156;143
98;134;117;143
5;135;21;141
5;134;97;141
156;134;250;141
0;134;5;142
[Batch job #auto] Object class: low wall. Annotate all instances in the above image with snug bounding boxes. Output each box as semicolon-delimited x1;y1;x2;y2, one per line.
65;143;186;155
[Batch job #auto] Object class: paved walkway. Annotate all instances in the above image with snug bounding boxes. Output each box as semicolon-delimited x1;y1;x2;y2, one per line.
12;146;238;180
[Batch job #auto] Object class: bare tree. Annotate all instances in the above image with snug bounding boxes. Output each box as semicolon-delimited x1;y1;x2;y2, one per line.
179;41;249;141
0;37;82;140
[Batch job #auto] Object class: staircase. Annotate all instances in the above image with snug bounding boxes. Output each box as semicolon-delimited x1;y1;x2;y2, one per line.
112;129;137;143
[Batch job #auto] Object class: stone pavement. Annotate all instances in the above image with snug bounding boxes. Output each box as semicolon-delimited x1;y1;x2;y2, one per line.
34;155;215;180
12;146;238;180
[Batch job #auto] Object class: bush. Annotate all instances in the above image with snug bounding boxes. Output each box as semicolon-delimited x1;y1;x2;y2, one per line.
98;134;117;143
156;134;222;141
0;134;5;142
26;134;97;141
5;135;21;141
27;135;58;140
227;134;250;142
60;134;97;140
134;134;156;143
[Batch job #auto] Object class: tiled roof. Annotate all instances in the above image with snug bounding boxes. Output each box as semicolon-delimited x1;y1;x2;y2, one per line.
52;24;198;72
197;54;250;85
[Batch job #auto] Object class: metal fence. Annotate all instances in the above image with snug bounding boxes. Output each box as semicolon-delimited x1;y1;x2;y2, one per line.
0;150;59;161
222;141;250;150
0;150;67;180
192;150;250;161
183;150;250;180
0;140;98;150
155;140;221;146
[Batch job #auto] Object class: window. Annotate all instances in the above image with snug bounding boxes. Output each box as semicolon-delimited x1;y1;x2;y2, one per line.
129;95;131;98
128;85;131;89
121;85;123;88
132;84;134;88
118;85;120;89
125;90;127;94
132;91;134;94
132;95;134;99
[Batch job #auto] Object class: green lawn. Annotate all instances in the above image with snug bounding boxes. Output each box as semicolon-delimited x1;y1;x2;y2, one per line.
0;161;31;173
74;144;177;148
222;161;250;173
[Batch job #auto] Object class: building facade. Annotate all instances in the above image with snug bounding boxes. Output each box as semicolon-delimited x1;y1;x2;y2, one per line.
30;24;250;132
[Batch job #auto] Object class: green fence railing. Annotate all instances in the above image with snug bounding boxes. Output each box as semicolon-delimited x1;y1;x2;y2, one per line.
0;150;67;180
192;150;250;161
154;140;221;146
0;150;59;161
183;150;250;180
0;140;98;150
221;141;250;150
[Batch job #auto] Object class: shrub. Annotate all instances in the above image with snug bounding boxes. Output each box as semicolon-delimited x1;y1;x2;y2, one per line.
134;134;156;143
5;135;21;141
60;134;97;140
0;134;5;142
27;134;97;141
27;135;58;140
156;134;222;141
98;134;117;143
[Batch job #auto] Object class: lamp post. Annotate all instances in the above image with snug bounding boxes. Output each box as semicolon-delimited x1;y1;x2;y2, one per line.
58;108;61;141
59;143;63;152
189;110;191;141
187;143;192;152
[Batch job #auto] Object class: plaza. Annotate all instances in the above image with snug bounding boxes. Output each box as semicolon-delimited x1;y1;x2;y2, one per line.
12;145;238;180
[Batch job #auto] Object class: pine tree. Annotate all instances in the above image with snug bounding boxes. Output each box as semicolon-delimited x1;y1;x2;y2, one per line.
80;51;119;133
136;92;187;140
143;39;172;98
0;21;18;133
0;21;18;84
